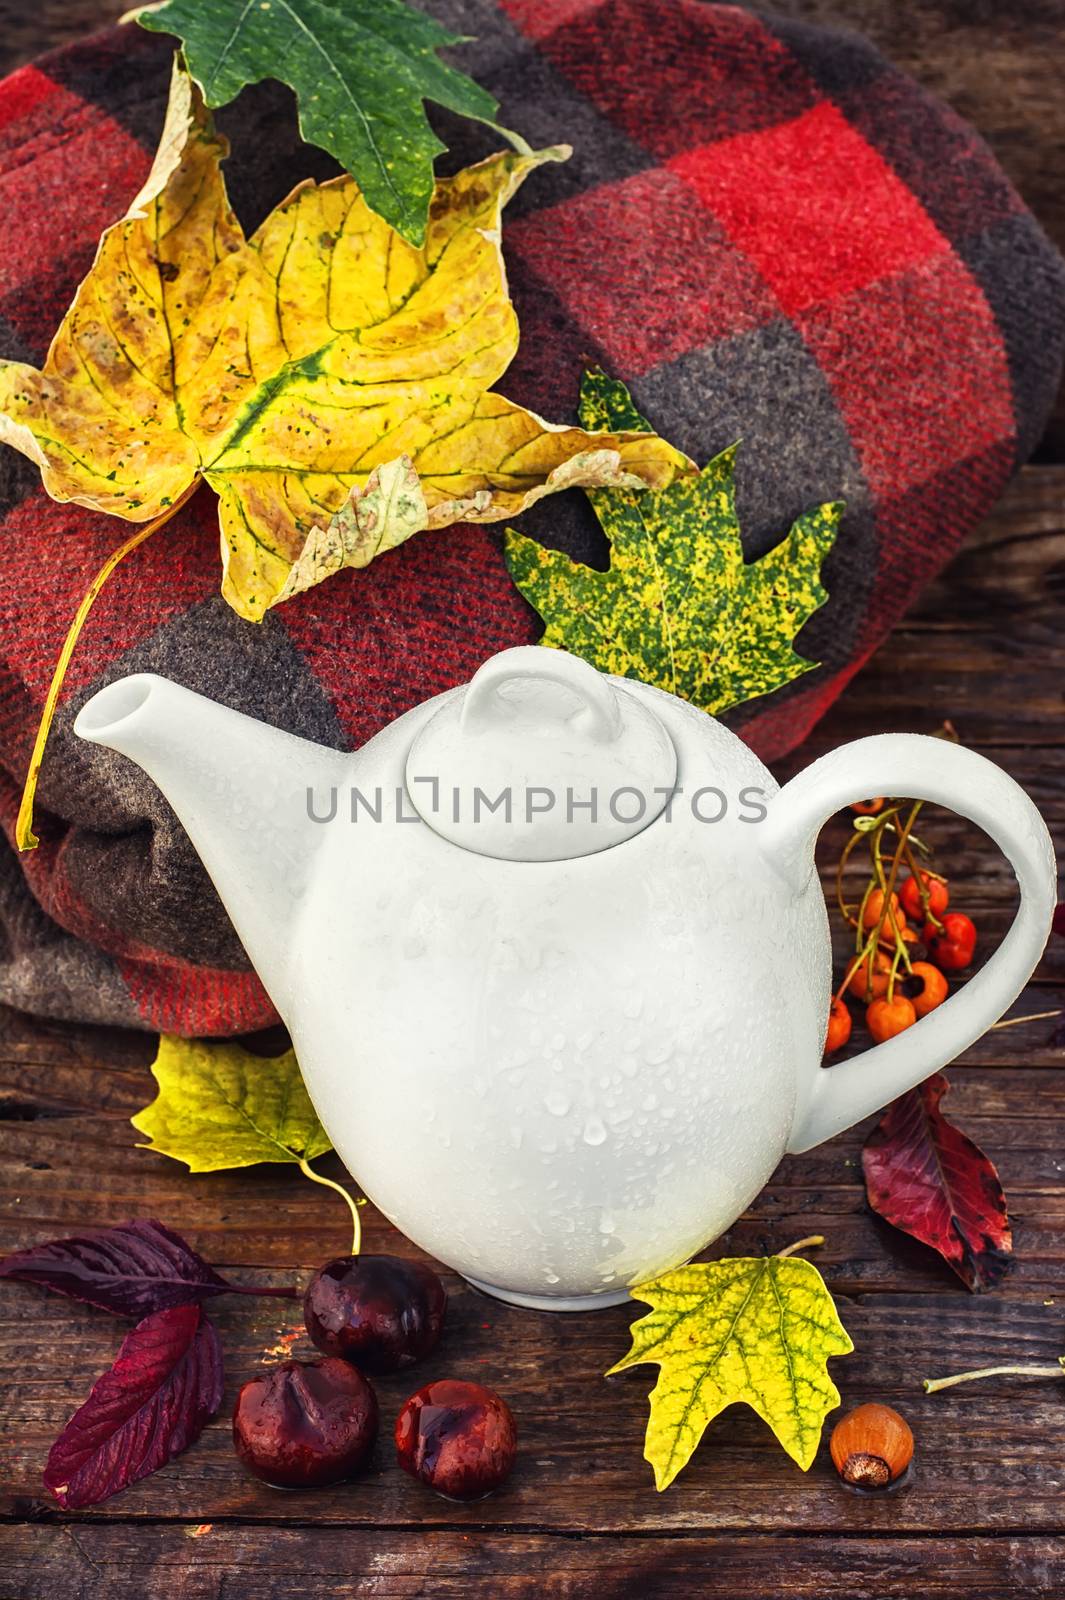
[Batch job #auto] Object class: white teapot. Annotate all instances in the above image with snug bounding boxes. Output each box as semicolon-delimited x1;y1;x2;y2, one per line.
75;647;1055;1309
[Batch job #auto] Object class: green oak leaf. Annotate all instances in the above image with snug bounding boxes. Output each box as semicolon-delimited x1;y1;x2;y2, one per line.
132;1036;332;1171
505;370;843;715
609;1255;854;1489
135;0;501;245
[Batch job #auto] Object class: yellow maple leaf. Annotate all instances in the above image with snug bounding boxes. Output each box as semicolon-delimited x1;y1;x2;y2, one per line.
131;1036;332;1172
132;1035;363;1253
0;60;687;621
608;1254;854;1489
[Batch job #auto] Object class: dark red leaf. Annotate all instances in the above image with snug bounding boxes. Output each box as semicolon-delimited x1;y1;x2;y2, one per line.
43;1304;223;1508
862;1072;1011;1292
0;1219;232;1318
1052;902;1065;939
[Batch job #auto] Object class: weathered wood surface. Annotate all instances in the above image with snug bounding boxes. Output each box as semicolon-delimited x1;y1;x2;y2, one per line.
1;3;1064;1596
6;1527;1065;1600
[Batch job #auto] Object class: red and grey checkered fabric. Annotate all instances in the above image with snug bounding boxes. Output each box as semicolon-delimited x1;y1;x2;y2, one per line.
0;3;1062;1033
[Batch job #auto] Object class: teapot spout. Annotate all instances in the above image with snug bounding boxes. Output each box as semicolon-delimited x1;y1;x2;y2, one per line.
75;674;345;1018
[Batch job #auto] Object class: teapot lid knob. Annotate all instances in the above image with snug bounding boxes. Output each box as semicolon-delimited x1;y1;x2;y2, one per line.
404;647;677;861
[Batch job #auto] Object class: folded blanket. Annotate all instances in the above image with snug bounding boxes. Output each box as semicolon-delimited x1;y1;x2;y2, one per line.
0;1;1061;1033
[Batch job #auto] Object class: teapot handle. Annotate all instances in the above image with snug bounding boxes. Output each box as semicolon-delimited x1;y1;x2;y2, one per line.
760;734;1056;1154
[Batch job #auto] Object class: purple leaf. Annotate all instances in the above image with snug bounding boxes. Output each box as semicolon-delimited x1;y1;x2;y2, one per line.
44;1304;223;1508
0;1219;232;1318
0;1219;295;1317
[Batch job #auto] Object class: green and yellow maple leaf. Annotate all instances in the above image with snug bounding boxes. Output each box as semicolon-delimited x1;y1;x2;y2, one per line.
0;64;686;622
505;371;841;715
132;1036;332;1172
609;1255;854;1489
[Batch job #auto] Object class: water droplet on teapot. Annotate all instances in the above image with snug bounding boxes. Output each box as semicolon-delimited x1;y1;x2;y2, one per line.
551;1031;566;1052
620;1055;639;1078
544;1270;560;1285
509;1126;524;1150
599;1212;617;1235
644;1037;673;1065
623;994;644;1020
544;1087;570;1117
642;1092;658;1112
582;1115;607;1147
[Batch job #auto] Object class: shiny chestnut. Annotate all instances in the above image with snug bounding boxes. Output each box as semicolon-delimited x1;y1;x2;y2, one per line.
232;1357;378;1488
303;1254;447;1374
395;1378;517;1500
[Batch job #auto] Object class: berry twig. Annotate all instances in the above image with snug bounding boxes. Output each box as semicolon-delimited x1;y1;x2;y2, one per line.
825;793;976;1055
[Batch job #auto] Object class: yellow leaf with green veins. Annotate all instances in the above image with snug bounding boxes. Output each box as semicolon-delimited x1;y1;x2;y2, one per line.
608;1256;854;1489
505;371;841;715
0;63;686;621
132;1036;332;1171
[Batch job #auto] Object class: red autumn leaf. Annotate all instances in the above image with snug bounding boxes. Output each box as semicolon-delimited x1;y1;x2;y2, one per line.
1051;902;1065;938
862;1072;1011;1292
43;1304;223;1508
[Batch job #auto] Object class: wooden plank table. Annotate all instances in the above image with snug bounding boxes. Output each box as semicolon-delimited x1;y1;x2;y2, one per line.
1;4;1064;1596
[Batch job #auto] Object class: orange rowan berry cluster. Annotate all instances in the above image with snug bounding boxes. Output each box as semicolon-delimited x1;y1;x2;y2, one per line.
824;796;977;1056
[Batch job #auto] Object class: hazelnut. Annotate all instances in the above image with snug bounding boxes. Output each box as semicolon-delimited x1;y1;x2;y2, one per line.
830;1402;913;1489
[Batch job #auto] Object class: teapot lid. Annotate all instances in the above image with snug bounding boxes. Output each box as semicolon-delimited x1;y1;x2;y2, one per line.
404;647;677;861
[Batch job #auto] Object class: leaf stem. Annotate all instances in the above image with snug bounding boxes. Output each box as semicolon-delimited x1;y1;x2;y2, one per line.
297;1157;361;1256
16;485;198;850
923;1362;1063;1394
226;1283;299;1300
990;1009;1062;1030
492;120;534;157
776;1234;825;1260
